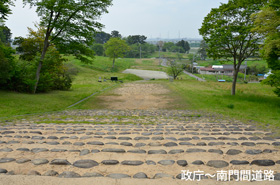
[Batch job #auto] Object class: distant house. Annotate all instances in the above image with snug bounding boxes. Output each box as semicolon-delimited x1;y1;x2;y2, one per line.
198;65;246;76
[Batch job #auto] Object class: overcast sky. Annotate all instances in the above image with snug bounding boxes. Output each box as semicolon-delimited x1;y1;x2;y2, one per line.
6;0;228;39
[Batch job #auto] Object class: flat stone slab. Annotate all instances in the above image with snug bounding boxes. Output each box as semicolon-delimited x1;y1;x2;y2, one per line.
50;159;71;165
207;160;229;168
230;160;250;165
107;173;131;179
101;148;125;153
192;160;204;165
133;172;148;179
153;173;173;179
177;160;188;166
32;159;49;165
158;160;175;165
168;149;184;154
148;149;167;154
0;158;16;163
31;148;49;153
73;160;99;168
83;172;103;177
16;159;31;164
226;149;242;155
101;160;119;165
251;160;275;166
87;141;104;145
164;142;178;147
186;148;206;153
127;149;146;154
58;171;81;178
43;170;59;176
246;149;262;155
121;160;144;166
0;168;7;173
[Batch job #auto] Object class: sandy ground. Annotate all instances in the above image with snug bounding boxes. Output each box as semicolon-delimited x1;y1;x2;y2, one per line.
98;83;172;109
122;69;169;80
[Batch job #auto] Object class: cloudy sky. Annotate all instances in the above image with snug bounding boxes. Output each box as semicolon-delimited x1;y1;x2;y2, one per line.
6;0;228;39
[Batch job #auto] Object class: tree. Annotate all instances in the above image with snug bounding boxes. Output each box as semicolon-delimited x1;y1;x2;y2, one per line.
126;35;147;45
91;43;104;56
104;37;130;68
0;25;12;44
167;59;184;79
94;31;111;44
252;0;280;96
23;0;112;93
111;30;121;38
199;0;266;95
0;0;13;20
197;40;208;60
176;40;190;53
162;42;175;52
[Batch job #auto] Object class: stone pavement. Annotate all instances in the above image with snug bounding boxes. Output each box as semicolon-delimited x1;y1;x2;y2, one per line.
0;110;279;182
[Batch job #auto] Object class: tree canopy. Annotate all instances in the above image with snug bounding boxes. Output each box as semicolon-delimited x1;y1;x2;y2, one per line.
104;37;130;68
126;35;147;45
199;0;266;95
23;0;112;93
252;0;280;96
0;0;13;20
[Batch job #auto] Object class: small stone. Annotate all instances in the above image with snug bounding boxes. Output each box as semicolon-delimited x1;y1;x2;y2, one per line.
50;159;71;165
192;160;204;165
251;160;275;166
101;160;119;165
127;149;146;154
32;159;49;165
246;149;262;155
196;142;207;146
80;149;90;156
274;173;280;181
207;160;229;168
135;143;146;147
146;160;156;165
133;172;148;179
73;159;98;168
0;148;13;152
118;137;132;140
226;149;242;155
164;142;178;147
107;173;131;179
168;149;184;154
230;160;250;165
186;148;206;153
43;170;59;176
208;149;223;155
178;137;192;141
87;141;104;145
101;148;125;153
16;148;30;152
83;172;103;177
0;158;15;163
158;160;175;166
16;159;31;164
58;171;81;178
48;136;58;139
73;142;85;146
27;170;41;176
148;149;167;154
121;160;144;166
179;142;194;146
208;142;225;146
51;149;67;152
0;168;7;173
177;160;188;166
120;142;133;146
6;171;15;175
241;142;256;146
31;148;49;153
46;141;60;145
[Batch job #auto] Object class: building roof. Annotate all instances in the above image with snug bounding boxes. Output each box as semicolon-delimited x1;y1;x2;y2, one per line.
223;65;246;70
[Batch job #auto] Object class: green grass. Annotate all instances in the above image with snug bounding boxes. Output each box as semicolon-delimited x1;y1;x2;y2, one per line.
66;55;135;73
0;56;141;120
165;79;280;128
130;59;167;71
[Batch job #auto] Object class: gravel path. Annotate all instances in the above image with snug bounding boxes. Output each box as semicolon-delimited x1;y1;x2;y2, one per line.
122;69;169;80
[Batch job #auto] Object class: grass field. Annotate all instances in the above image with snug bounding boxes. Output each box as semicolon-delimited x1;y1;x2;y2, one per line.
0;56;141;120
164;79;280;128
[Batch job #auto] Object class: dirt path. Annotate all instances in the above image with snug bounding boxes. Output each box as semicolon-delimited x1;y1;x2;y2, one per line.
98;82;173;110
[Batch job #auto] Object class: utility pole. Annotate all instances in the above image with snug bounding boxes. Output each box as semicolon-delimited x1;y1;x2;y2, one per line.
140;44;142;59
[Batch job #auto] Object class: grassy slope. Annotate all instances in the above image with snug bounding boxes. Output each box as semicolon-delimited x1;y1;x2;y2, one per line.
165;79;280;128
0;56;141;119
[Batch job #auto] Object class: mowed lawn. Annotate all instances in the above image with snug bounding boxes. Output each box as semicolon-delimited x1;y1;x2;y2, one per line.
0;57;141;119
165;79;280;128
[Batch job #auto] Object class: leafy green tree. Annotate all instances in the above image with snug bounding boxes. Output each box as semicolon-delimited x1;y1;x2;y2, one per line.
0;41;15;85
111;30;122;38
23;0;112;93
167;59;184;79
94;31;111;44
0;25;12;44
199;0;266;95
0;0;13;20
252;0;280;96
162;42;175;52
197;40;208;60
126;35;147;45
125;43;156;58
176;40;190;53
91;43;104;56
104;37;130;68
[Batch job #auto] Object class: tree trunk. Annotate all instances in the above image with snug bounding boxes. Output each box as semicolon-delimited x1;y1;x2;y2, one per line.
231;70;238;95
112;58;115;68
33;32;50;94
